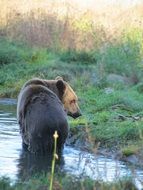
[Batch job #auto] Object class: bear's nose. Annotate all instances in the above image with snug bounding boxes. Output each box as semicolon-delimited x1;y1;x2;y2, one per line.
72;112;82;119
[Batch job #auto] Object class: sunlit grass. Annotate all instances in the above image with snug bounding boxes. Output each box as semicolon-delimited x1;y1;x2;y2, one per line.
121;144;140;156
0;0;143;50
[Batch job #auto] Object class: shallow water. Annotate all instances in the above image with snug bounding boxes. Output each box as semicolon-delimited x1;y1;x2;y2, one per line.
0;99;143;189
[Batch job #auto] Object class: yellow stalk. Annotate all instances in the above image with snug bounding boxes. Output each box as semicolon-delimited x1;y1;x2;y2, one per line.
49;131;59;190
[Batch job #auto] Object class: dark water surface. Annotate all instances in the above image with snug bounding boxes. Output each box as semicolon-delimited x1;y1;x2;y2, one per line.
0;99;143;189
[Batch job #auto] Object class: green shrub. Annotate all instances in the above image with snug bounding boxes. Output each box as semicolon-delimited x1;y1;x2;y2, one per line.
0;177;14;190
99;28;143;79
0;38;21;65
60;50;97;64
101;41;140;75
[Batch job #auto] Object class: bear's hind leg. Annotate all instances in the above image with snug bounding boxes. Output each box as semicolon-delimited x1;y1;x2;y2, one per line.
28;137;41;154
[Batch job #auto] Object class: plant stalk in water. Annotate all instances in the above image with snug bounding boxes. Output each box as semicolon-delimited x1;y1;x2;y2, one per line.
49;131;59;190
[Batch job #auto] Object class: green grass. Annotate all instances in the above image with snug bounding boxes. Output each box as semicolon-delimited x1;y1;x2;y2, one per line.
77;87;143;148
0;177;14;190
0;175;137;190
60;49;97;64
121;144;140;156
0;38;33;66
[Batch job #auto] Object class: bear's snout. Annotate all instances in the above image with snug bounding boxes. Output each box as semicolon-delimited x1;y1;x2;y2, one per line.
73;112;82;119
68;111;82;119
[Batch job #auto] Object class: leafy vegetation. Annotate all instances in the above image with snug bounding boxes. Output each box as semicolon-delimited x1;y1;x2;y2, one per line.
0;38;30;65
60;50;97;64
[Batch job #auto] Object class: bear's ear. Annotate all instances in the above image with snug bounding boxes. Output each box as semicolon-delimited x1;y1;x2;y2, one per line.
55;76;63;81
56;80;66;96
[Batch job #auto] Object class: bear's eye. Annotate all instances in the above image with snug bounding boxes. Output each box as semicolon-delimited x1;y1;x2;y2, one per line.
70;100;76;104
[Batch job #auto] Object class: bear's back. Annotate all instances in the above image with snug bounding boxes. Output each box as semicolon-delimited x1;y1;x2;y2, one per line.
17;84;68;153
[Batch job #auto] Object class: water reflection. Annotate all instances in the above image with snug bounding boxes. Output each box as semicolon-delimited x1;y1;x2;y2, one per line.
17;149;65;181
0;101;20;180
0;99;143;189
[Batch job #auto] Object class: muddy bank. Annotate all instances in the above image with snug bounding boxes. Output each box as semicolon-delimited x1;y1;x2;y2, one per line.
68;125;143;168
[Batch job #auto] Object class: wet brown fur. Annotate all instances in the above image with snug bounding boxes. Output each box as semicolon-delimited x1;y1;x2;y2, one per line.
17;77;81;153
18;84;68;153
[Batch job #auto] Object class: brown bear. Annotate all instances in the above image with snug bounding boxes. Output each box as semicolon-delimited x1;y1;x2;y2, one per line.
17;77;81;154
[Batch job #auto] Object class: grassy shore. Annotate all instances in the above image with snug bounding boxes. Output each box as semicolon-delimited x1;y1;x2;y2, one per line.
0;175;138;190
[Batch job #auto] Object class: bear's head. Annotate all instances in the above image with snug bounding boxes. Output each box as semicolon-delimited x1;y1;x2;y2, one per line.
56;76;81;119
